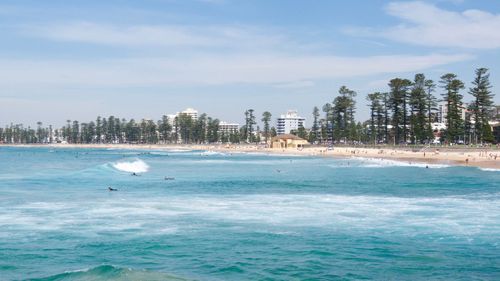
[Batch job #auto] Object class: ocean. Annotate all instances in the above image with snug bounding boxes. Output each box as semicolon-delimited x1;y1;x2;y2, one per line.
0;146;498;280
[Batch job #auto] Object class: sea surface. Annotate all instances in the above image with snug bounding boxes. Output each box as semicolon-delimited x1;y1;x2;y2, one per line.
0;146;499;280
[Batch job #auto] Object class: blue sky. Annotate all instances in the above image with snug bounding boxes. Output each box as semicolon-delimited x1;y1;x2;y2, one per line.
1;0;499;127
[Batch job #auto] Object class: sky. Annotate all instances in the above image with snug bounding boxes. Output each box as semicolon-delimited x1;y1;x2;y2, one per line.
1;0;500;127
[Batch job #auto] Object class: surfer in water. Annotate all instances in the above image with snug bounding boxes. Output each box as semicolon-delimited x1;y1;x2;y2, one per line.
132;172;140;176
108;187;118;191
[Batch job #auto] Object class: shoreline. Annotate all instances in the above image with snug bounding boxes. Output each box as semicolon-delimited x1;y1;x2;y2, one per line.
2;143;499;170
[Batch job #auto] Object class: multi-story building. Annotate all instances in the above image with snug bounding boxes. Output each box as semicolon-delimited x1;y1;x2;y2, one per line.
219;121;239;134
166;114;177;126
437;102;467;124
179;108;198;120
276;110;305;135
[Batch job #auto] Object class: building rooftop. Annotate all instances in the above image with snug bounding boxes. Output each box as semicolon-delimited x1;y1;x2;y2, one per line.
271;134;305;141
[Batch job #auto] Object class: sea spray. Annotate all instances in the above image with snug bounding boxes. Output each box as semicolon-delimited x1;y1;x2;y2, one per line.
112;159;149;173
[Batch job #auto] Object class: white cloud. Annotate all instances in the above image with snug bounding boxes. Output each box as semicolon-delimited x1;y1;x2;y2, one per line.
9;18;475;88
348;1;500;49
0;53;472;87
26;22;286;50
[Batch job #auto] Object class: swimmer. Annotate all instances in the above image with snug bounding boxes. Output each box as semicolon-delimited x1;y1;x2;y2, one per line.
108;187;118;191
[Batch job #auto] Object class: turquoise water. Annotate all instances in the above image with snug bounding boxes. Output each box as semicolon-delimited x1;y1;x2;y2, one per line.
0;146;499;280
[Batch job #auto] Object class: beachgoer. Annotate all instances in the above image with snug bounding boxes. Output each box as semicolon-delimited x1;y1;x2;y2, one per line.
465;158;469;165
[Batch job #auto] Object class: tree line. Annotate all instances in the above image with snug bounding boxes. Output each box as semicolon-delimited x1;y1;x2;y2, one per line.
0;68;497;145
0;112;272;145
308;68;497;145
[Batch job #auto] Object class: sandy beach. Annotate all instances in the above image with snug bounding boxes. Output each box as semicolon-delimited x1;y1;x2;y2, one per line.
4;143;499;170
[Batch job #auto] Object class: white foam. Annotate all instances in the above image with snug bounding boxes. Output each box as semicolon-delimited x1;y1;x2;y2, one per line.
112;159;149;173
478;167;500;172
150;149;192;154
149;151;169;156
200;151;226;156
167;149;192;152
352;157;450;168
3;193;498;239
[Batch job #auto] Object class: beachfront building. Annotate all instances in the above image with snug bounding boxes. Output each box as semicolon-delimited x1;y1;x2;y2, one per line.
218;121;239;134
276;110;305;135
162;108;199;143
492;122;500;143
179;108;198;120
166;114;177;125
437;102;467;123
270;134;309;149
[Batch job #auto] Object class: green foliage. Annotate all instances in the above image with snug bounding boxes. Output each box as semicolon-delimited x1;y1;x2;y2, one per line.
469;68;495;143
261;111;272;143
206;117;220;143
310;106;320;143
366;92;383;144
388;78;412;144
243;109;256;143
440;73;465;143
333;86;357;142
409;74;433;144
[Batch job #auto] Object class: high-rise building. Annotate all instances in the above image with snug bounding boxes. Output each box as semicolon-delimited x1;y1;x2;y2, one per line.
179;108;198;120
276;110;305;135
438;102;467;124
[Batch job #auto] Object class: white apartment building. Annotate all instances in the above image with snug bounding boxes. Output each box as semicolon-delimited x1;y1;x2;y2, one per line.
276;110;305;135
437;102;467;123
166;114;177;126
179;108;198;120
165;108;198;126
219;121;240;134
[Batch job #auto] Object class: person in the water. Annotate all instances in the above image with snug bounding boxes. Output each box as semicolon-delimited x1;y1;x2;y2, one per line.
108;187;118;191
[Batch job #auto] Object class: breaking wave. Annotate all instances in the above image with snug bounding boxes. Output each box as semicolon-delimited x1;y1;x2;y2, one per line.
352;157;450;168
478;167;500;172
111;159;149;173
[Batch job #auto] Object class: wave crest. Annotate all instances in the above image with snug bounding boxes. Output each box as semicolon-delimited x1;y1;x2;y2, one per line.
31;265;187;281
112;159;149;173
353;157;450;168
478;167;500;172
